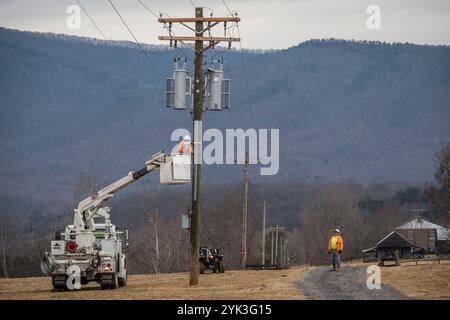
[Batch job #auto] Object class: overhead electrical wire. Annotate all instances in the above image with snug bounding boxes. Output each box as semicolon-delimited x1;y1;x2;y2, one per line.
188;0;196;9
76;0;107;40
137;0;191;57
221;0;257;129
221;0;233;16
235;25;256;128
107;0;164;77
136;0;159;19
106;0;188;129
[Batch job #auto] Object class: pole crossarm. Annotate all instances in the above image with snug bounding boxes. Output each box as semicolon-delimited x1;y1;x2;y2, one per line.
158;17;240;23
158;36;240;42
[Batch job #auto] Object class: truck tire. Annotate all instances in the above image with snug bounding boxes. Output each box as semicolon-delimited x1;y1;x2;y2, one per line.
53;285;68;292
112;273;119;289
100;273;119;289
118;275;127;287
52;275;68;292
218;260;225;273
199;261;205;274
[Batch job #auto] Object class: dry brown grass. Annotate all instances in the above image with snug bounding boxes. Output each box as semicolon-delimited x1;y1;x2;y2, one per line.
0;267;309;300
381;261;450;300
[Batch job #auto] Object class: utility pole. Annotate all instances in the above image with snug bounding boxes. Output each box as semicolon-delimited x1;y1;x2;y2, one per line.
262;201;266;266
261;201;271;266
268;225;286;267
275;224;279;265
158;8;240;286
241;152;249;268
270;230;274;265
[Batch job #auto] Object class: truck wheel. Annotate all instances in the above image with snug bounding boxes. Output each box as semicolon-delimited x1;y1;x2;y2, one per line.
199;262;205;274
52;275;68;292
53;285;67;292
118;275;127;287
218;260;225;273
112;273;119;289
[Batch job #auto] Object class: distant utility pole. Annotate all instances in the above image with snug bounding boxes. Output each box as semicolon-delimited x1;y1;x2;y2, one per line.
269;225;286;267
158;8;240;286
275;224;279;265
241;152;249;268
261;201;271;266
262;201;266;266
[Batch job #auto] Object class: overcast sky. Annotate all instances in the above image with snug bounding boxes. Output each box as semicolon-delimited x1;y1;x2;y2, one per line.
0;0;449;49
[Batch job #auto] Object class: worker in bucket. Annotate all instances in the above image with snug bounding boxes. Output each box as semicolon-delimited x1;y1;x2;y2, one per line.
328;229;344;271
173;135;192;155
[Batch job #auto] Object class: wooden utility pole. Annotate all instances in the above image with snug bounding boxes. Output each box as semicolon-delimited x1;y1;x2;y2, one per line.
158;9;240;286
241;152;249;268
262;201;266;266
275;224;279;265
270;230;274;265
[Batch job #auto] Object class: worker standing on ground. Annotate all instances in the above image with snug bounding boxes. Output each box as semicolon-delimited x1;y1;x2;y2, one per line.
328;229;344;271
173;135;192;155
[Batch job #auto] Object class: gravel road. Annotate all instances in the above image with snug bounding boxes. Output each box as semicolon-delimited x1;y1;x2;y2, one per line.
297;265;408;300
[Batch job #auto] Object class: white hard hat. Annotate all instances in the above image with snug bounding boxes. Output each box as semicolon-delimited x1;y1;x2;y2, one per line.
334;229;340;233
183;135;191;141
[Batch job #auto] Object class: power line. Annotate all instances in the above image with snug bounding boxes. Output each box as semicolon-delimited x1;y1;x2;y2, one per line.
136;1;191;58
222;0;233;15
76;0;107;40
236;25;256;128
136;0;159;19
219;0;256;129
107;0;188;130
188;0;196;9
107;0;164;77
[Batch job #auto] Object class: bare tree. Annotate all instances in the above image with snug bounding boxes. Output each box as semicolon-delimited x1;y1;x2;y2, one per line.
74;174;98;204
368;203;405;242
0;217;13;278
426;143;450;224
147;209;160;274
299;185;367;265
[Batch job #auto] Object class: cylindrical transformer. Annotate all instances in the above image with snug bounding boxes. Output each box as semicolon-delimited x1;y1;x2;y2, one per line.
207;63;224;110
173;61;189;110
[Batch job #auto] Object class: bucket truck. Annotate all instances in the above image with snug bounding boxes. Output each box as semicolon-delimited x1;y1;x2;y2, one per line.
41;151;190;291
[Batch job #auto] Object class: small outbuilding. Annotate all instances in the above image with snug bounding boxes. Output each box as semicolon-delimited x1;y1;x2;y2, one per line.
395;217;450;254
362;231;425;264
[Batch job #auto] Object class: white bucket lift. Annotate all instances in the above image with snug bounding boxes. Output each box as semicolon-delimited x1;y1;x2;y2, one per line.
160;154;191;184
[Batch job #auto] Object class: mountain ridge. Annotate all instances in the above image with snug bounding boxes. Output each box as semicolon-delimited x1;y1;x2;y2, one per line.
0;27;449;203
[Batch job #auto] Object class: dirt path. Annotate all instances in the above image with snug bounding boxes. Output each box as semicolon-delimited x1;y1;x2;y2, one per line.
297;265;408;300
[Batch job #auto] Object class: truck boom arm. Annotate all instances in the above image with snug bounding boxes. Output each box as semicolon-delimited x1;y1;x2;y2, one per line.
73;151;166;230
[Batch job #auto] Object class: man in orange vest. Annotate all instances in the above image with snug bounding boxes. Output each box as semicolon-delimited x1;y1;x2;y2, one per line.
174;135;193;155
328;229;344;271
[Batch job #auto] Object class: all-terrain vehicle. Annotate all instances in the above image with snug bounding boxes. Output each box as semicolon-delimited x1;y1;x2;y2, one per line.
199;247;225;274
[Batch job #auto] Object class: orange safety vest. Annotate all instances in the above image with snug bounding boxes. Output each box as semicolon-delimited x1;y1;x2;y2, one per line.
328;235;344;251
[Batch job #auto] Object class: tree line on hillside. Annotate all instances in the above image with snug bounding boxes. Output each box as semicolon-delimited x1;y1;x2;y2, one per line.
2;28;450;203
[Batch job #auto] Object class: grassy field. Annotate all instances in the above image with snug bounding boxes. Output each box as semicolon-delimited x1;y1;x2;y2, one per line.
1;262;449;300
0;267;308;300
381;262;450;300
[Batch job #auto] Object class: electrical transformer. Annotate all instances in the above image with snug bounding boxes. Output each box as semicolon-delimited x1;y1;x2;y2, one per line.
166;59;191;110
205;61;230;110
